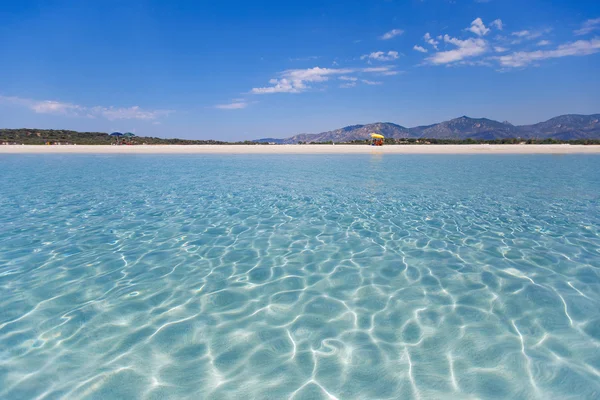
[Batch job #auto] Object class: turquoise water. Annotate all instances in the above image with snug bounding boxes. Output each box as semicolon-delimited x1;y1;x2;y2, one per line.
1;154;600;399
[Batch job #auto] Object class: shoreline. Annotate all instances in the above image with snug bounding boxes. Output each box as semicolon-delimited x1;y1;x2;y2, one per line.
1;144;600;154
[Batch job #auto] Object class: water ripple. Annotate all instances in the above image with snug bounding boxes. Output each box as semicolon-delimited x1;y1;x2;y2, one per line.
0;154;599;399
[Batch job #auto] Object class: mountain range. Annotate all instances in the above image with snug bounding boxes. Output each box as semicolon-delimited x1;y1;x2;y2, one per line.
255;114;600;143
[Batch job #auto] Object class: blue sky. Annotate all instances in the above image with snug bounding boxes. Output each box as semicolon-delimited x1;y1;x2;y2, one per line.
0;0;599;140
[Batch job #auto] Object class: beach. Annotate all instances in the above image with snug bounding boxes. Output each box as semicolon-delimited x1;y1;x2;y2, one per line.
1;144;600;154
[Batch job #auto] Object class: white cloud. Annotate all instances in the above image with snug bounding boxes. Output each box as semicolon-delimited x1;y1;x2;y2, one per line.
215;100;248;110
511;29;549;40
362;80;382;85
362;66;394;73
289;55;320;62
491;19;503;30
413;45;428;53
467;18;490;36
251;66;398;94
251;67;351;94
455;60;493;67
494;46;508;53
509;29;551;44
512;30;531;38
496;38;600;67
575;18;600;36
340;82;357;89
34;100;83;115
537;40;551;46
424;33;439;50
0;95;171;120
251;79;299;94
426;35;488;65
380;29;404;40
93;106;171;120
361;51;399;61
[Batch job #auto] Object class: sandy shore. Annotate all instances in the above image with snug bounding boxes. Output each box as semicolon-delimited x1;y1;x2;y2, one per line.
1;144;599;154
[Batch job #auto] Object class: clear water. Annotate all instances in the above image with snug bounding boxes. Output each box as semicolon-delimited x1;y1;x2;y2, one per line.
1;154;600;400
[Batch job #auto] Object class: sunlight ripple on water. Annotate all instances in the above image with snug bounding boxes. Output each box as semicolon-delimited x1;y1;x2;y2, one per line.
1;154;600;399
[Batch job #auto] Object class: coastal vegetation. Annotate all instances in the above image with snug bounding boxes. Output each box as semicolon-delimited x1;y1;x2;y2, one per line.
0;129;266;145
344;138;600;145
2;128;599;146
296;138;600;145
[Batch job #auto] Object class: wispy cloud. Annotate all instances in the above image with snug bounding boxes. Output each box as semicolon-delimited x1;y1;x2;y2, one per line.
251;67;352;94
289;55;320;62
361;51;399;61
496;38;600;67
0;95;172;120
362;80;382;85
494;46;508;53
250;66;398;94
381;70;401;76
512;30;537;38
215;100;248;110
423;33;439;50
413;45;428;53
575;18;600;36
467;18;490;36
511;30;528;38
250;79;303;94
537;40;551;46
426;35;488;65
362;66;395;73
380;29;404;40
455;60;493;67
510;28;551;42
94;106;171;120
491;19;503;31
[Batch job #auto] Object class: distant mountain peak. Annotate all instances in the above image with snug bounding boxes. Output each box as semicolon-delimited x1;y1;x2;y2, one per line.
341;124;364;132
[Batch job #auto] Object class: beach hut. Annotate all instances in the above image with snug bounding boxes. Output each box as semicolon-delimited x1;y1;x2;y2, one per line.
370;133;384;146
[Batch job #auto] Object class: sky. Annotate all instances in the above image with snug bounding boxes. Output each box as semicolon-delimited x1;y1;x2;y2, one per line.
0;0;599;141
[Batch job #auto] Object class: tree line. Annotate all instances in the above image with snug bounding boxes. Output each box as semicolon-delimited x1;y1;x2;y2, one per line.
330;138;600;145
0;129;270;145
2;129;599;145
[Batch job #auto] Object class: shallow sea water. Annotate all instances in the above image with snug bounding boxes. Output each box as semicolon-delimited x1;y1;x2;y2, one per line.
1;154;600;399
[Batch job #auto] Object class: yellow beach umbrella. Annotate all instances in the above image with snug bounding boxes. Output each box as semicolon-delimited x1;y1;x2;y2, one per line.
370;133;385;139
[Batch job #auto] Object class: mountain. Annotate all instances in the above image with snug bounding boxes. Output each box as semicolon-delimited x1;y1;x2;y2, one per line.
409;116;522;140
256;122;410;144
519;114;600;140
256;114;600;143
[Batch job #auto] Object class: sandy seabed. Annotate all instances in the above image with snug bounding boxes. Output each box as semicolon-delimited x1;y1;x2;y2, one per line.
1;144;600;154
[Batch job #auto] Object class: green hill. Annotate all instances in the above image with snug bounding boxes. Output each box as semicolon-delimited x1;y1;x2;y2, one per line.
0;129;226;145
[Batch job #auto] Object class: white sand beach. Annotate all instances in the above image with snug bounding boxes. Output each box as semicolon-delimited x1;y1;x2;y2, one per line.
1;144;600;154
